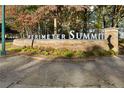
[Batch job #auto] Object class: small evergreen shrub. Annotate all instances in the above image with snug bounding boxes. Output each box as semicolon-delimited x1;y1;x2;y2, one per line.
63;51;74;58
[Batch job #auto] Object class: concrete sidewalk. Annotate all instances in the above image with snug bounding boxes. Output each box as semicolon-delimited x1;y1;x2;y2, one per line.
0;55;124;88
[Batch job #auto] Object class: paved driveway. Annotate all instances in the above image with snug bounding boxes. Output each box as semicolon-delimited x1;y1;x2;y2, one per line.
0;55;124;88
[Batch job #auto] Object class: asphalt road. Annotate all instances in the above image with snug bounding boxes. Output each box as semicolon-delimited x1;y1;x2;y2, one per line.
0;55;124;88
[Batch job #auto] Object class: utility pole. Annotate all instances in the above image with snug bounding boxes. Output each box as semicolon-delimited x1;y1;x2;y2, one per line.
0;5;6;56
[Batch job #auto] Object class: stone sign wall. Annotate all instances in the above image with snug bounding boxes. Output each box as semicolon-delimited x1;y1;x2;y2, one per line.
13;28;118;52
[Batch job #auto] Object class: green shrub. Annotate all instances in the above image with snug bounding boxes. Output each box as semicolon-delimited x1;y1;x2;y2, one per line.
107;49;117;56
52;49;61;55
63;51;74;57
41;51;49;55
84;49;116;57
21;47;41;55
119;39;124;43
84;51;93;57
6;42;12;47
8;48;22;52
92;49;107;56
75;51;86;58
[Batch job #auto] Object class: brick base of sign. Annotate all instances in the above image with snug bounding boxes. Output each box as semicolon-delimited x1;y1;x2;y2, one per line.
13;28;118;52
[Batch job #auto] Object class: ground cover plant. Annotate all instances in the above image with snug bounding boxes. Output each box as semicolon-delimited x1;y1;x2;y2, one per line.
7;45;117;58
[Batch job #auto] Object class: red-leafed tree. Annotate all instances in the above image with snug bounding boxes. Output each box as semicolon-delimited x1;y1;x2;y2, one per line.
5;5;90;47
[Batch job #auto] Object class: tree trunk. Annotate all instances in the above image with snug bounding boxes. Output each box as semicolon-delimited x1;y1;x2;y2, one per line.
103;15;106;28
111;18;115;27
111;6;116;27
83;9;88;32
31;34;35;48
